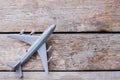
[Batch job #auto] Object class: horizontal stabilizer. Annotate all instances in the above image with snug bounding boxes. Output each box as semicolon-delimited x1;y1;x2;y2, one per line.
7;62;18;69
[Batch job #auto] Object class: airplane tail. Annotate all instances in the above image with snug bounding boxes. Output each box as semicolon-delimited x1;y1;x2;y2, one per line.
7;62;22;78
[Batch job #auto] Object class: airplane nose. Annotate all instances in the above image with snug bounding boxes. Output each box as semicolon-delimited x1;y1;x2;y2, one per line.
51;24;56;31
52;24;56;29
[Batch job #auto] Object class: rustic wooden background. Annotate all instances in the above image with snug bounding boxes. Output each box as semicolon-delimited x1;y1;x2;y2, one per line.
0;0;120;80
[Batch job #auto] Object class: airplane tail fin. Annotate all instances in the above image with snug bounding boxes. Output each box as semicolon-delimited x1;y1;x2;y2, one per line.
7;62;23;78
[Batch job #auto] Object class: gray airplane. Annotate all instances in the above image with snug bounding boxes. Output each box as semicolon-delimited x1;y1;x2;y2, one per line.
7;24;56;78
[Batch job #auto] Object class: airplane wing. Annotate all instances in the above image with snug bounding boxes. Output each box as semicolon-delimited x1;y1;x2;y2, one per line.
37;43;48;74
8;34;38;45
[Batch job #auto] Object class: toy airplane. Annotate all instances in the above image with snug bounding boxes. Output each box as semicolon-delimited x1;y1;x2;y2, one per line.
7;24;56;78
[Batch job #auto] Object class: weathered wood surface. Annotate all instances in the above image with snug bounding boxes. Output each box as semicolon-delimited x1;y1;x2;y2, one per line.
0;34;120;70
0;0;120;32
0;72;120;80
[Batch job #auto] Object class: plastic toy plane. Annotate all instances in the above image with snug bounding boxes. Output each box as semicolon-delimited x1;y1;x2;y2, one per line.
7;24;56;78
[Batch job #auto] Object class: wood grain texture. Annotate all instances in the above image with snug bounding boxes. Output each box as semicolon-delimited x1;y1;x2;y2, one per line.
0;34;120;70
0;0;119;32
0;72;120;80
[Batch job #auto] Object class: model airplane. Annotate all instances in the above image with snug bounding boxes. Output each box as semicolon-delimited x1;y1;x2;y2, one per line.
7;24;56;78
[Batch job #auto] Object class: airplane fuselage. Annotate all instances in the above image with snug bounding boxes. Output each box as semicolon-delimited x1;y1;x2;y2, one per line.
19;25;56;65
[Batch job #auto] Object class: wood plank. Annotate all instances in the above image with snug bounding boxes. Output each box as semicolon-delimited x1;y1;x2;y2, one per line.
0;72;120;80
0;0;119;32
0;34;120;70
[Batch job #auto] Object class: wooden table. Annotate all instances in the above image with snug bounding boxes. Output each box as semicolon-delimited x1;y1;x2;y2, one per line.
0;0;120;79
